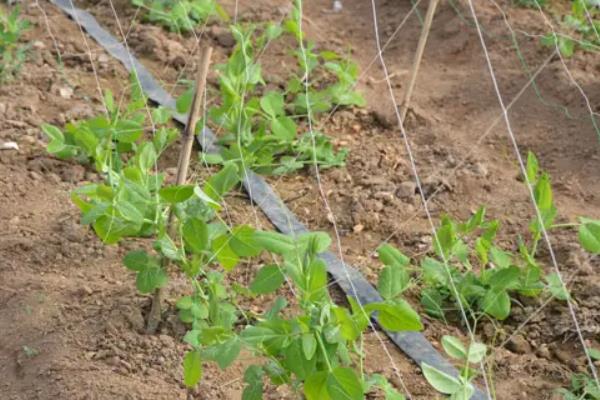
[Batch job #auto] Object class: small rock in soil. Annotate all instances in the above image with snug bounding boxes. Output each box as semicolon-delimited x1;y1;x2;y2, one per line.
210;26;235;47
396;181;416;199
506;334;531;354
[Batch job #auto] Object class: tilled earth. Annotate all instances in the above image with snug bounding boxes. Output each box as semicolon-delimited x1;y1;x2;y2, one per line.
1;0;599;399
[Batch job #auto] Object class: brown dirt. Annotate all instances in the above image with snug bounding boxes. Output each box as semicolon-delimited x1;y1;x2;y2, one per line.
1;0;599;399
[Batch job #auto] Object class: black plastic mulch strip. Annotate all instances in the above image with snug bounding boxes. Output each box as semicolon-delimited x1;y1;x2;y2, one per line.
49;1;488;398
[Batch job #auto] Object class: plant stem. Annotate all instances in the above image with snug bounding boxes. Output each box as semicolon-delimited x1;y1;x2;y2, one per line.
146;46;214;334
316;333;333;372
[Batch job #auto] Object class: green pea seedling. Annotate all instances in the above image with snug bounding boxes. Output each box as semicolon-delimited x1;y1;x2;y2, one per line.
418;152;600;322
131;0;227;33
0;6;29;83
422;335;487;400
540;0;600;57
557;348;600;399
177;4;364;175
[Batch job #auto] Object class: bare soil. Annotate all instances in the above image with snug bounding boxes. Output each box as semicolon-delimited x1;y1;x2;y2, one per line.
1;0;599;399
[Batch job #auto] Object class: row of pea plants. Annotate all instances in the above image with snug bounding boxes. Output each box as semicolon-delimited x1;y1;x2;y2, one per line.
42;74;423;399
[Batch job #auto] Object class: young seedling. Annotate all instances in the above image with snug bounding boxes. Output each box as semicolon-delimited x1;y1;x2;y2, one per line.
418;152;600;322
557;349;600;399
235;231;422;399
540;0;600;57
130;0;227;33
0;6;29;82
422;335;487;400
177;11;364;175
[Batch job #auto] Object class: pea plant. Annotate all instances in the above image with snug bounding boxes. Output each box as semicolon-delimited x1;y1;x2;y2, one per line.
418;152;600;322
540;0;600;57
42;73;424;396
178;11;364;175
285;0;366;115
0;6;29;83
558;349;600;399
235;231;422;399
422;335;487;400
131;0;227;33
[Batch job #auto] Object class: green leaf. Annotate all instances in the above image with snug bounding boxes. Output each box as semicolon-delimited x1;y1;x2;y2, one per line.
588;348;600;361
159;185;195;203
421;257;448;285
253;231;296;255
481;289;511;320
212;234;239;271
137;142;157;170
377;244;410;267
203;337;241;369
250;265;285;294
302;333;317;360
421;363;462;395
242;365;264;400
260;91;285;117
367;300;423;331
204;162;239;202
526;151;539;183
326;367;363;400
123;250;156;272
176;87;194;114
299;231;332;254
271;116;296;141
136;266;168;293
230;225;262;257
579;218;600;254
183;218;209;254
489;266;520;291
183;350;203;387
467;342;487;364
421;288;445;319
547;272;570;300
378;263;409;301
42;123;65;153
305;371;331;400
490;247;512;269
441;335;467;361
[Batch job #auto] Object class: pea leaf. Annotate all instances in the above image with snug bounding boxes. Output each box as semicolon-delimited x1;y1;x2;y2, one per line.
547;272;570;300
378;263;409;301
183;218;209;254
123;250;156;272
160;185;195;203
305;371;330;400
326;367;363;400
481;289;511;320
212;234;239;271
242;365;264;400
579;218;600;254
250;265;285;294
366;300;423;331
204;162;239;202
253;231;296;255
42;124;65;153
441;335;467;361
421;363;461;395
467;342;487;364
183;350;203;387
377;244;410;267
136;266;168;293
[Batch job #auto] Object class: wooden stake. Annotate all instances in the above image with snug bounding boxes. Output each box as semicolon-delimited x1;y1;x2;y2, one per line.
146;46;213;334
400;0;439;122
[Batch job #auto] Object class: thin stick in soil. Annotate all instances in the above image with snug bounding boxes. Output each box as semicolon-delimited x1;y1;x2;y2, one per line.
400;0;439;122
146;46;214;334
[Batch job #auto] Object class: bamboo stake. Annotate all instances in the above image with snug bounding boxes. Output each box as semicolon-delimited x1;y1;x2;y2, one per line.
146;46;213;334
400;0;439;122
